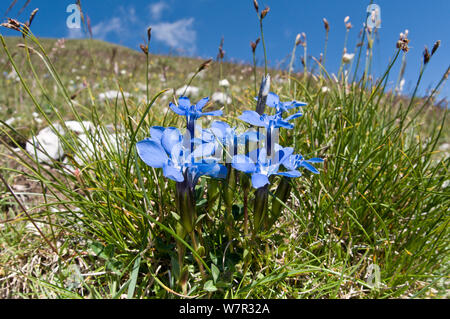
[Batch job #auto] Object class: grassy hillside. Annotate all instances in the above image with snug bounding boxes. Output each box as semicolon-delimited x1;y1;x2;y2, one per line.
0;32;449;299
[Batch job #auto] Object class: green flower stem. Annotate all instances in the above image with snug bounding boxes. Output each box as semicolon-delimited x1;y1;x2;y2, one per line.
260;19;268;77
269;177;292;228
253;185;269;237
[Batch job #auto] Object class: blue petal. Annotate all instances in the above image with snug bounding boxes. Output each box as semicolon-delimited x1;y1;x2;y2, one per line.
283;101;307;110
200;110;223;117
169;102;186;116
276;147;294;164
300;161;320;174
209;164;227;179
178;96;191;109
284;111;303;122
251;173;270;189
282;155;298;171
274;118;294;129
307;158;324;163
161;127;183;154
232;155;256;173
210;121;230;140
277;170;302;178
266;92;280;108
192;142;216;158
150;126;165;143
163;164;184;182
239;111;266;127
195;97;210;111
136;139;168;168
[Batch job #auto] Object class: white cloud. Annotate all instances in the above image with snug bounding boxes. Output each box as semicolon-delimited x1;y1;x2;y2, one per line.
91;17;123;40
152;18;197;53
150;1;169;20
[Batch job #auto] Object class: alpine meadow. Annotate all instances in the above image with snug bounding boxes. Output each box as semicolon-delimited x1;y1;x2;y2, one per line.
0;0;449;299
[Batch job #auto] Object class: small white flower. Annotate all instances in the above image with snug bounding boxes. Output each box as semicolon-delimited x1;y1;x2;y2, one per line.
321;86;330;94
342;53;355;64
219;79;230;87
211;92;231;105
176;85;200;98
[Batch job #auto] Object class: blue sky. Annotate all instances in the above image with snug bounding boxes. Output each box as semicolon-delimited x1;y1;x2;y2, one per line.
1;0;449;99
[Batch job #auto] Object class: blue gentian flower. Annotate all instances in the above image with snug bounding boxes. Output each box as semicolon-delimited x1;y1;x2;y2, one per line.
282;154;324;174
232;147;301;189
266;92;307;116
193;122;260;160
136;126;226;185
239;111;298;130
169;96;223;137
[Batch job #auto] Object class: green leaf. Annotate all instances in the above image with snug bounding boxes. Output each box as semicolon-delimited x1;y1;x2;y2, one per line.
204;280;218;292
211;263;220;283
127;255;141;299
106;259;123;275
90;242;115;260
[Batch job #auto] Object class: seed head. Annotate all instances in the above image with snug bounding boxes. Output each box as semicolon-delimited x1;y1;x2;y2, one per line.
250;38;260;53
87;15;93;38
1;18;22;32
323;18;330;32
396;30;410;52
431;40;440;56
26;8;39;27
140;44;148;55
346;22;353;30
217;36;225;60
253;0;259;13
147;27;152;43
423;46;431;65
295;33;302;46
260;7;270;20
344;16;350;24
198;59;213;72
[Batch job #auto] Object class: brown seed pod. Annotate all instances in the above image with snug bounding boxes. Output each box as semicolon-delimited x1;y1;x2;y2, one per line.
253;0;259;13
323;18;330;32
26;8;39;27
260;7;270;19
140;44;149;55
423;46;431;65
431;40;440;56
198;59;213;72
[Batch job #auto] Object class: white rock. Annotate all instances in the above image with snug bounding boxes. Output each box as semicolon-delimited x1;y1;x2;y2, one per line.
65;121;94;134
212;92;232;105
26;125;64;163
176;85;200;98
98;90;131;101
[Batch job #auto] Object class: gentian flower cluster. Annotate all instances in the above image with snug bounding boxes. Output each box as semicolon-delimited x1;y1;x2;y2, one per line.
136;91;322;238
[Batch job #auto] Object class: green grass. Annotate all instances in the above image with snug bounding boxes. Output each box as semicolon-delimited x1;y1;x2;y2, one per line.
0;23;449;300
